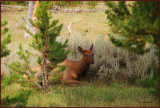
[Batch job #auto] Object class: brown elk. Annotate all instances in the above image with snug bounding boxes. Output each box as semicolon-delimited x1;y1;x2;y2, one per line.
58;44;94;85
26;44;94;85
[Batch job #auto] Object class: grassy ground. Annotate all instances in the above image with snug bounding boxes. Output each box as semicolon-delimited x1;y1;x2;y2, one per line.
1;82;158;107
1;3;159;107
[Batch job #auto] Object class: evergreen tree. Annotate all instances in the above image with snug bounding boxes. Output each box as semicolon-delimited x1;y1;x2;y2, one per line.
1;20;11;57
2;44;34;89
8;44;35;80
25;1;69;91
1;44;32;107
105;1;159;97
105;1;158;54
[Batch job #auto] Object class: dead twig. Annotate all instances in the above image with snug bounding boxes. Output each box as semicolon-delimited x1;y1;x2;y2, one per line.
33;81;43;89
67;21;72;35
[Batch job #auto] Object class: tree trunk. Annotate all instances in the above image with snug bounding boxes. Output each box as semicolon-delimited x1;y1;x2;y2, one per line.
41;51;48;92
24;1;35;38
41;22;49;92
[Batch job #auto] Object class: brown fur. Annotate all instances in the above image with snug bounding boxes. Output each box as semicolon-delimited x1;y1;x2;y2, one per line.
59;44;94;85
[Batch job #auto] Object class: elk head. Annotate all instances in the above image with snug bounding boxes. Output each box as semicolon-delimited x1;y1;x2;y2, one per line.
78;44;94;64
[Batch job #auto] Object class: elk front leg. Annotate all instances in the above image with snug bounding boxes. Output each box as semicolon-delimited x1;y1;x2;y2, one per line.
62;70;81;85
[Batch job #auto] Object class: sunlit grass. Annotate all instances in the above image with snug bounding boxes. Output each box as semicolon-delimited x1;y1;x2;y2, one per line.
1;82;158;107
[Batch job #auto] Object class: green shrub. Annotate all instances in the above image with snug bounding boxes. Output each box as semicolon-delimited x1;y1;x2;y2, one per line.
8;61;24;74
1;89;31;107
1;20;11;58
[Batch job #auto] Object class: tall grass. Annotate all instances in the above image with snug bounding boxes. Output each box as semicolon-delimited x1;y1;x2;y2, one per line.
2;83;158;107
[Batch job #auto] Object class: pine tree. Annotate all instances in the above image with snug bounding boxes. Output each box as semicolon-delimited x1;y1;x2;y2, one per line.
1;44;33;107
105;1;159;97
105;1;159;54
25;1;69;91
1;20;11;57
3;44;33;89
9;44;33;79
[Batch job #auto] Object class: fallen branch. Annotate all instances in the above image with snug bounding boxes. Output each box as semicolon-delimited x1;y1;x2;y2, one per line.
1;5;27;9
62;8;98;13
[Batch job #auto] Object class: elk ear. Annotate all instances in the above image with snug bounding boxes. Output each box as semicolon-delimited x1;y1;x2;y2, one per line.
78;46;83;53
90;44;93;50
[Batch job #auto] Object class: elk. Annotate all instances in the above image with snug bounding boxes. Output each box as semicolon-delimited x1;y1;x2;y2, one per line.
58;44;94;85
26;44;94;85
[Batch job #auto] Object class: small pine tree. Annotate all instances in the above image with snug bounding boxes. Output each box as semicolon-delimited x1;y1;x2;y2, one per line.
105;1;159;98
25;1;69;91
16;44;32;76
8;44;36;80
1;44;33;107
3;44;33;89
1;20;11;58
